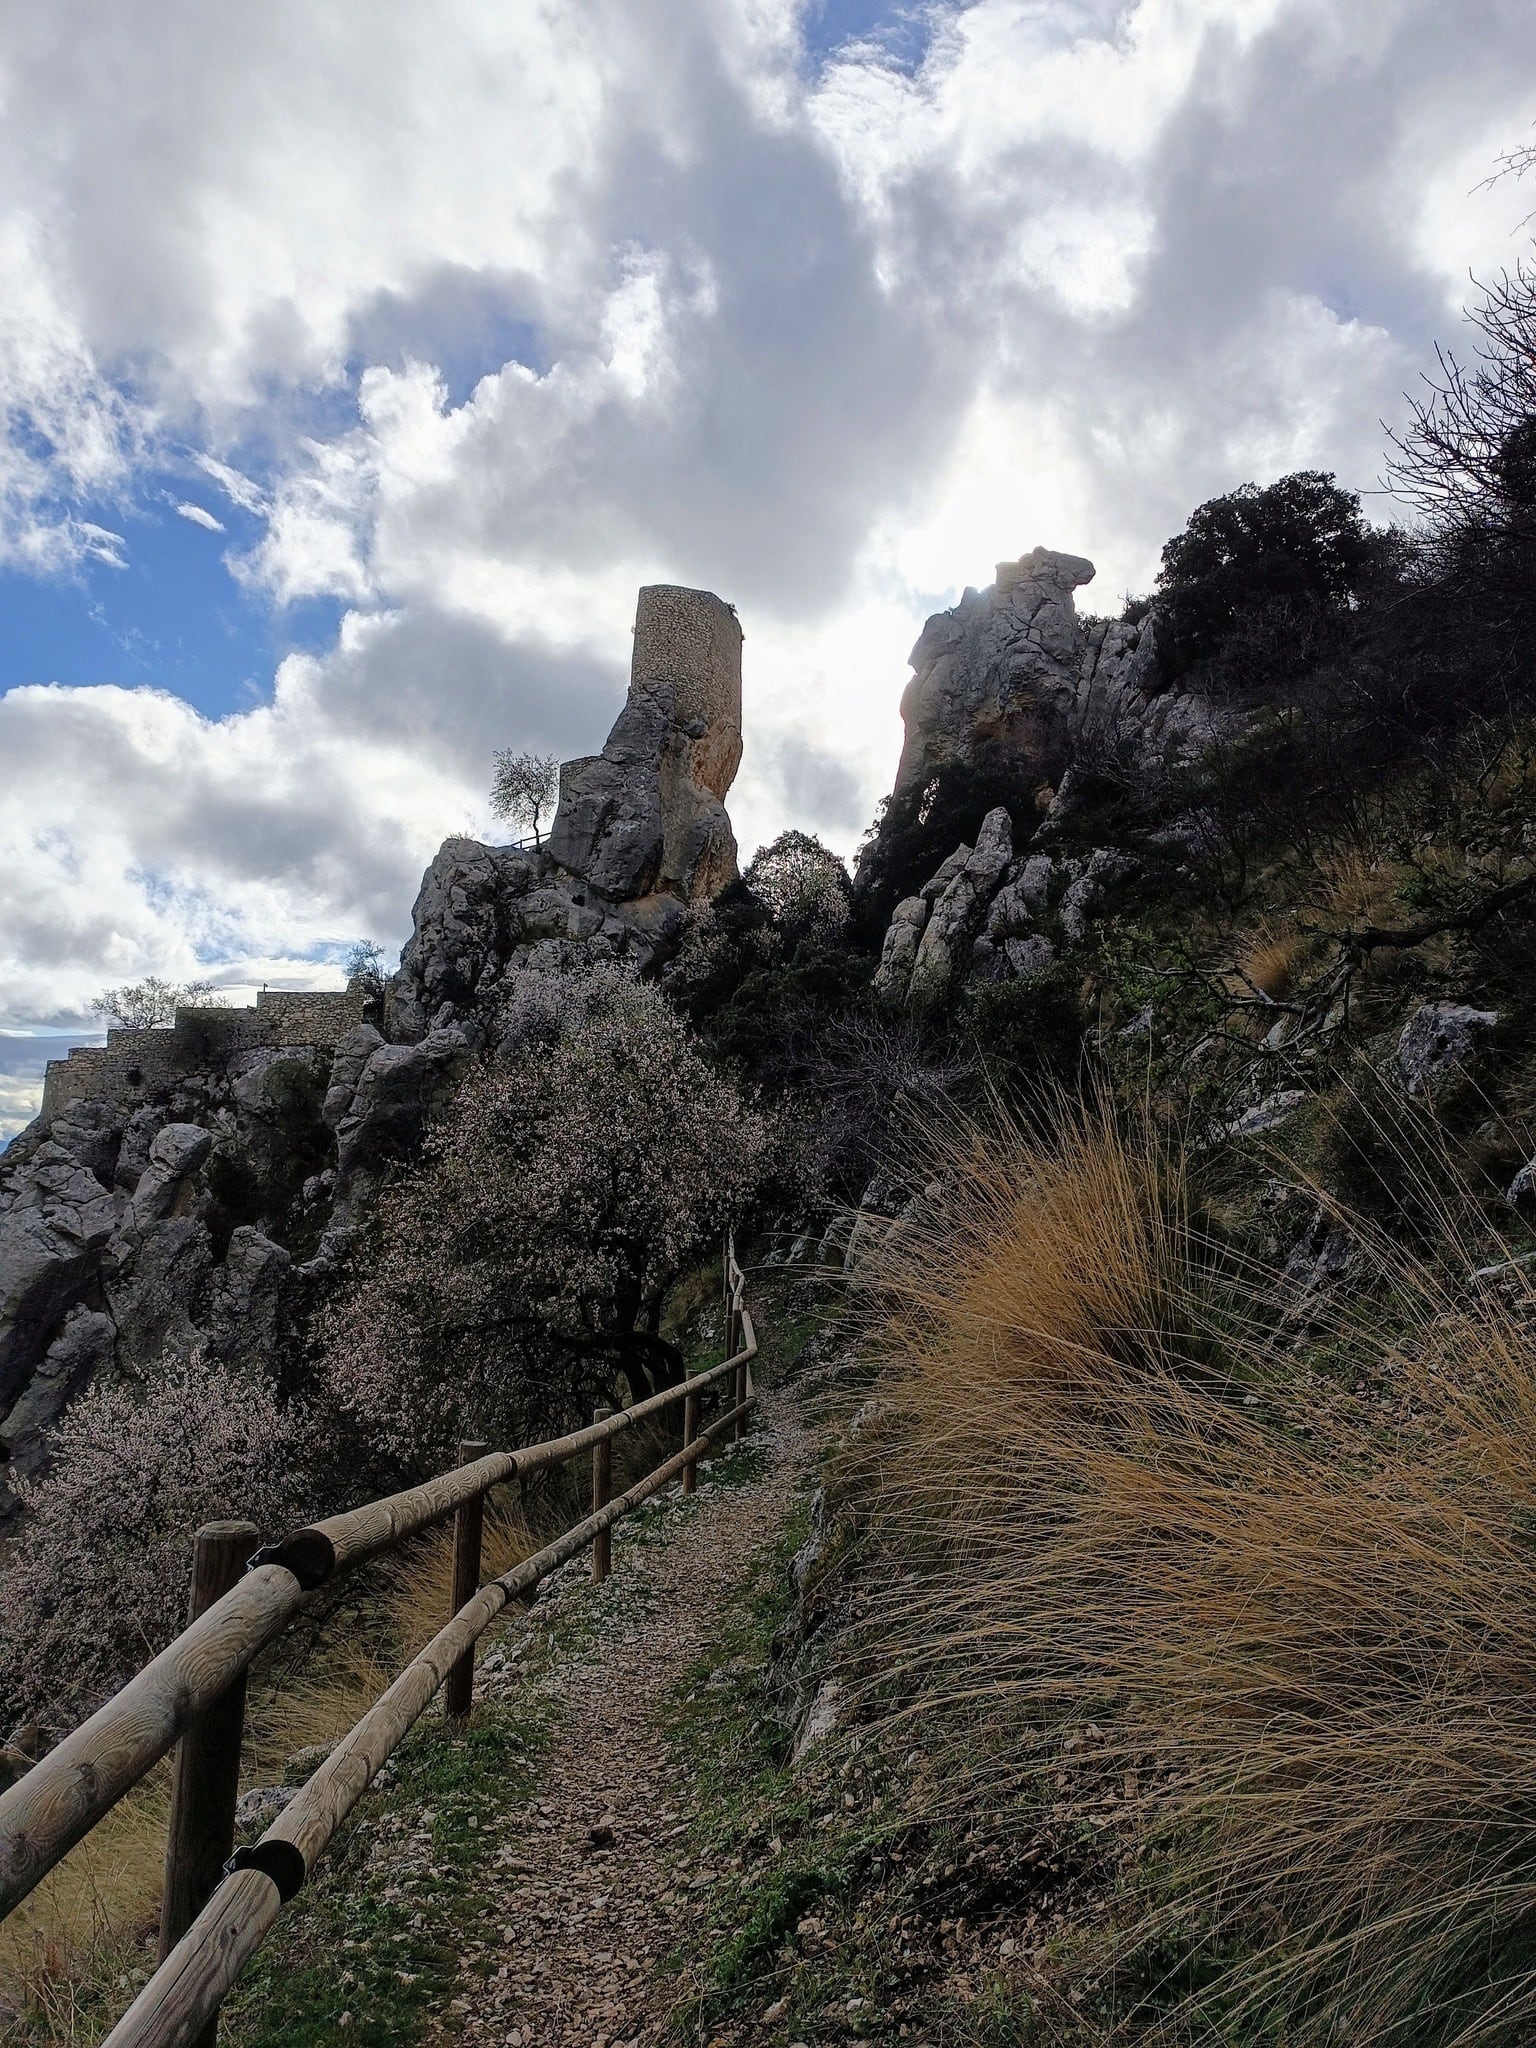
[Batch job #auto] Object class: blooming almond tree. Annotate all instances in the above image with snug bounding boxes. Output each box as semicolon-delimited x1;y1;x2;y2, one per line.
0;1356;310;1726
320;970;773;1473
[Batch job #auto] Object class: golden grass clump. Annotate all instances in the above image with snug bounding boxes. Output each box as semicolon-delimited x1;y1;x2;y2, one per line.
850;1101;1536;2046
1234;921;1312;1001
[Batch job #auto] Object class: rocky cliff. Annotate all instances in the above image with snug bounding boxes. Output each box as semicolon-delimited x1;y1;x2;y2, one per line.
0;582;745;1519
872;546;1233;1009
894;545;1229;803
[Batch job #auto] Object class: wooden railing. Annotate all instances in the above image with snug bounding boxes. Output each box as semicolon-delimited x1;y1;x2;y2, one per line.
0;1241;756;2048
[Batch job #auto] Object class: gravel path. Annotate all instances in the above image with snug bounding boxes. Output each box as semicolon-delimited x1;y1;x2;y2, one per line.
434;1389;811;2048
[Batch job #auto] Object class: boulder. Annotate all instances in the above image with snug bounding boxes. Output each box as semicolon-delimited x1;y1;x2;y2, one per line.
391;840;540;1042
1230;1090;1309;1140
334;1026;470;1190
1396;1002;1499;1096
131;1123;212;1226
235;1785;297;1829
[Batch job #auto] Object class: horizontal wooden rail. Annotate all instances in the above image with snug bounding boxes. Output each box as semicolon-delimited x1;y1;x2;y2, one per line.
1;1230;758;2048
0;1343;754;1919
0;1565;306;1916
264;1350;745;1588
99;1391;758;2048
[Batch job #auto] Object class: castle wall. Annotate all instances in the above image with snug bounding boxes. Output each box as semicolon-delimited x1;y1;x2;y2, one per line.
631;584;742;735
39;988;364;1123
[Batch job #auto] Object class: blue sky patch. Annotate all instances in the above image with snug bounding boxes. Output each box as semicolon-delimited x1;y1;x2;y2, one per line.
0;478;344;717
801;0;950;72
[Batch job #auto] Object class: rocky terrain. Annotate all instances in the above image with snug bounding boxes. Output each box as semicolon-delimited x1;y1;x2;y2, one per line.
12;448;1536;2045
0;583;746;1521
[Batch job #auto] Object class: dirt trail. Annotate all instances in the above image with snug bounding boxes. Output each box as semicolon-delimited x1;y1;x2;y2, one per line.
436;1390;810;2048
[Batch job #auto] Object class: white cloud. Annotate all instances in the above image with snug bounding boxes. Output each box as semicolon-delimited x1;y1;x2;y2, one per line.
3;0;1536;1133
173;500;225;532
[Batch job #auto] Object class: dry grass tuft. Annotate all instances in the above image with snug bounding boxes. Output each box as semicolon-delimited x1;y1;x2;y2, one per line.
849;1101;1536;2046
1234;921;1312;1001
0;1778;169;2040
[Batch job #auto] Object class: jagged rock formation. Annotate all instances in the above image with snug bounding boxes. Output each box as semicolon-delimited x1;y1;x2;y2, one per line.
870;546;1255;1009
0;583;745;1516
895;547;1228;803
390;585;743;1046
875;806;1139;1010
0;1010;349;1518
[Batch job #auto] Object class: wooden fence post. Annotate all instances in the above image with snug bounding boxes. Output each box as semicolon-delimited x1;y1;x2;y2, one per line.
158;1519;258;2044
445;1440;488;1719
732;1280;747;1443
682;1380;700;1497
592;1406;613;1584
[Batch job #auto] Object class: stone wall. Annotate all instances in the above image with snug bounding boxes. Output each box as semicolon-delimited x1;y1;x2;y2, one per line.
40;988;364;1124
630;583;743;748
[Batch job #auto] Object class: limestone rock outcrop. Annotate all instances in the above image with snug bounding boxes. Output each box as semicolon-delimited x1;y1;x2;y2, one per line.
0;1009;355;1518
906;809;1014;1010
388;584;743;1048
1397;1001;1500;1096
893;547;1231;804
875;820;1139;1010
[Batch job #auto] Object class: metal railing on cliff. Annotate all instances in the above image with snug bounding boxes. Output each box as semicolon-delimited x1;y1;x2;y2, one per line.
0;1240;757;2048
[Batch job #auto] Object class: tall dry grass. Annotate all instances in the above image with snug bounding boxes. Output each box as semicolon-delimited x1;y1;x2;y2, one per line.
849;1100;1536;2046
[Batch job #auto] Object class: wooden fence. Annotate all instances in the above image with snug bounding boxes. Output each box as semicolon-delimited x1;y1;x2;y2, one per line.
0;1241;757;2048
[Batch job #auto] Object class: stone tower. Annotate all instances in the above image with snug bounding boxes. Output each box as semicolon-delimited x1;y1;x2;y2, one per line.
548;584;744;903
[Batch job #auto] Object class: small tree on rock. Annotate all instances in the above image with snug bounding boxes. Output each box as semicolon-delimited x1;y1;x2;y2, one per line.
490;749;560;847
343;939;388;1002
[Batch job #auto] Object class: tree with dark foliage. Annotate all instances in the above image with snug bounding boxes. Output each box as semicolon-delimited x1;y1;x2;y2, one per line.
1153;471;1383;681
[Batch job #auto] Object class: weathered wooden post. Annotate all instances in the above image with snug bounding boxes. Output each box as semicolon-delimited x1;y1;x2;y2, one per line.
158;1519;258;2044
445;1440;488;1719
731;1280;748;1443
592;1406;613;1583
682;1379;700;1497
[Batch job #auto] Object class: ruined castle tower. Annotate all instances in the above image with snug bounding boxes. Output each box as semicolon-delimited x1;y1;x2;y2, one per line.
547;584;744;903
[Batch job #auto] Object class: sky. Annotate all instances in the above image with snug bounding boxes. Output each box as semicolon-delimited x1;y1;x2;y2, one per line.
2;0;1535;1140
